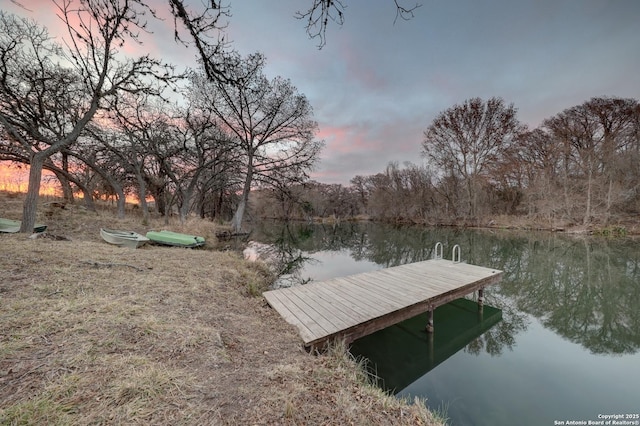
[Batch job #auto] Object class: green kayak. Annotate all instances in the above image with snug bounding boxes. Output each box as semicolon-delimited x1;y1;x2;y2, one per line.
145;230;205;248
0;217;47;233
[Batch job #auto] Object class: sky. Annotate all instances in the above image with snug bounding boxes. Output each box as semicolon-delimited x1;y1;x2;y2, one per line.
2;0;640;185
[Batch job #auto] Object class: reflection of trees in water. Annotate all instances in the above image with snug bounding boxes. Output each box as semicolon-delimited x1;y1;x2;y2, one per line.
250;222;316;287
495;237;640;355
470;232;640;355
252;221;640;355
466;293;529;357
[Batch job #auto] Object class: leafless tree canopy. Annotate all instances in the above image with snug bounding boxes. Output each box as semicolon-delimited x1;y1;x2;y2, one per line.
189;53;323;232
542;97;640;225
422;97;525;219
0;2;175;232
166;0;239;83
296;0;422;48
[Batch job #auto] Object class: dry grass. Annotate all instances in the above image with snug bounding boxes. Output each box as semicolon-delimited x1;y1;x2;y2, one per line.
0;192;442;425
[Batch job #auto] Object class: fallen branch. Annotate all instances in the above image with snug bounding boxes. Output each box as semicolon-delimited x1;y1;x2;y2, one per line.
79;260;145;272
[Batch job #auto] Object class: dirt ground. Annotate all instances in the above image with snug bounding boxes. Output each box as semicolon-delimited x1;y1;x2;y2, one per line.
0;192;443;425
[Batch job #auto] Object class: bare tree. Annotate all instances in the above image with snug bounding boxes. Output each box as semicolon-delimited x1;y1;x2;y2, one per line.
351;162;437;223
0;138;100;212
72;129;132;218
296;0;421;48
123;108;183;220
585;97;638;222
513;128;563;219
544;97;639;225
350;175;370;216
166;0;240;84
191;54;323;232
422;97;525;220
170;105;238;223
0;2;173;232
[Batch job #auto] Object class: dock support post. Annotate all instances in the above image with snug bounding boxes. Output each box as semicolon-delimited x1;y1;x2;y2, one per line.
478;288;484;307
427;331;434;369
425;308;434;333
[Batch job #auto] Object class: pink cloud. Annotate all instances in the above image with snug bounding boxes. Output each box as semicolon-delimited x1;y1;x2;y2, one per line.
4;0;181;64
337;38;387;92
317;124;383;156
310;115;427;185
316;125;347;142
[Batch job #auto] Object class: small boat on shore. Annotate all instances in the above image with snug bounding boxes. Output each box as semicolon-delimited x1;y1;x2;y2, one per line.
145;230;205;248
0;218;47;233
100;228;150;249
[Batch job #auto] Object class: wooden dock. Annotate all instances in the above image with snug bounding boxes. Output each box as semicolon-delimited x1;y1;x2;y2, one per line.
263;258;503;348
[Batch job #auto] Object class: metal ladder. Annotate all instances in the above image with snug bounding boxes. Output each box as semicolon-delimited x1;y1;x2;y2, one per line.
433;241;461;263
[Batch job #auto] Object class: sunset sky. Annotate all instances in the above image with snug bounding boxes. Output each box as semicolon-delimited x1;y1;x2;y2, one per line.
2;0;640;185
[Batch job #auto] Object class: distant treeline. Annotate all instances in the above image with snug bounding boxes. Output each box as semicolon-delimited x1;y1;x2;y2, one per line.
252;96;640;228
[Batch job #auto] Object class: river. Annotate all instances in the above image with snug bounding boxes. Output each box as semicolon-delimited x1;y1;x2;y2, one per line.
251;221;640;426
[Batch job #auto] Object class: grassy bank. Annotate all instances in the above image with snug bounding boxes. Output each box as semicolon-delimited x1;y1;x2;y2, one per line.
0;192;443;425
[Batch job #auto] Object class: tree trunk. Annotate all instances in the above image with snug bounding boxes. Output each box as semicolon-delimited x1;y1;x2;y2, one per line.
80;187;97;212
53;168;75;203
136;172;149;220
465;177;474;219
100;174;125;218
116;188;126;219
231;193;248;233
231;166;253;233
19;152;46;233
179;189;192;224
605;177;613;225
59;176;74;202
155;193;166;216
214;188;225;219
59;153;75;203
584;167;593;225
562;144;572;220
179;180;199;224
147;180;166;216
197;189;209;219
163;189;171;225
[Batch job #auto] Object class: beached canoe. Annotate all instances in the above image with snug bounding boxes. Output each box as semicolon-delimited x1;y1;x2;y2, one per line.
100;228;150;249
145;230;205;248
0;217;47;233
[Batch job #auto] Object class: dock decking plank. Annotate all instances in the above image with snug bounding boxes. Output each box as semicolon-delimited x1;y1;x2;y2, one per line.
340;275;417;307
263;258;503;348
263;289;320;343
278;288;338;339
291;283;358;332
313;280;388;321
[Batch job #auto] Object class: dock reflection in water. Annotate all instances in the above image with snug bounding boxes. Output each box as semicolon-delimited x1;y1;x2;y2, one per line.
350;298;502;395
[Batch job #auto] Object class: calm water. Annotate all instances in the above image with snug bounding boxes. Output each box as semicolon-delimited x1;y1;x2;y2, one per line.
251;222;640;426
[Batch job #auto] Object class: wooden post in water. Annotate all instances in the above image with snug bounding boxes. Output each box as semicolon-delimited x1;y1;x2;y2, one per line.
427;331;434;369
478;288;484;306
426;307;434;333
